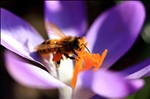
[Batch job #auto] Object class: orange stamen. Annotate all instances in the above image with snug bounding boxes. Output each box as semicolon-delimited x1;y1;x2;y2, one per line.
92;49;108;71
71;37;108;89
71;59;82;89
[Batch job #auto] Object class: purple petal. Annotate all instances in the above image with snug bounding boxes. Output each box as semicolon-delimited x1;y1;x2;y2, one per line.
86;1;145;69
72;84;95;99
5;50;66;89
78;69;144;98
1;8;44;62
45;1;87;37
118;58;150;78
91;95;107;99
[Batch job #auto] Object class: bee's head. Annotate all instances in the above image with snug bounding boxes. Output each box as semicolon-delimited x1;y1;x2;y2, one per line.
72;37;82;51
73;37;90;52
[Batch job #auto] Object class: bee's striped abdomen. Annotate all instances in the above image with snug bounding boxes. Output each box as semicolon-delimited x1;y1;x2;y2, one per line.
38;48;56;55
37;40;53;54
35;39;60;55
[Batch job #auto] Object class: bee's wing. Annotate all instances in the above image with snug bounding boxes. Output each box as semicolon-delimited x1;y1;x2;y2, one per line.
45;22;66;38
34;44;62;51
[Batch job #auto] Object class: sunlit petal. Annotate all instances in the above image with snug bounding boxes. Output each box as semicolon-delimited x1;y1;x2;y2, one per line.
5;50;67;89
1;8;44;63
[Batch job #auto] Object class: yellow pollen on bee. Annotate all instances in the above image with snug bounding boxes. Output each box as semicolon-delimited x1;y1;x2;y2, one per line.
71;37;108;89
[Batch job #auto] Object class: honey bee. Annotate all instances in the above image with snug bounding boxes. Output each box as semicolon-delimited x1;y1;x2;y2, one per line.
34;22;89;68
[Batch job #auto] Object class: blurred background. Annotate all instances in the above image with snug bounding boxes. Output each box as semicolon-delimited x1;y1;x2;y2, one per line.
1;0;150;99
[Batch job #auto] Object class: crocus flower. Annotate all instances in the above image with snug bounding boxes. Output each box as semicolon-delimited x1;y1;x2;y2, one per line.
1;1;149;99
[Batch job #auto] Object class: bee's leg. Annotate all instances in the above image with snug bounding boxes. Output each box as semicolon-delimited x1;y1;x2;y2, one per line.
56;60;61;70
61;56;64;60
64;53;75;60
70;46;80;59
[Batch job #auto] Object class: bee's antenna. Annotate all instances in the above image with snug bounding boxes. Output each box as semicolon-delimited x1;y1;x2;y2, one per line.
82;44;90;53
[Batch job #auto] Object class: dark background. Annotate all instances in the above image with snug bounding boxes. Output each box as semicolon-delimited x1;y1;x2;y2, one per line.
1;0;150;99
